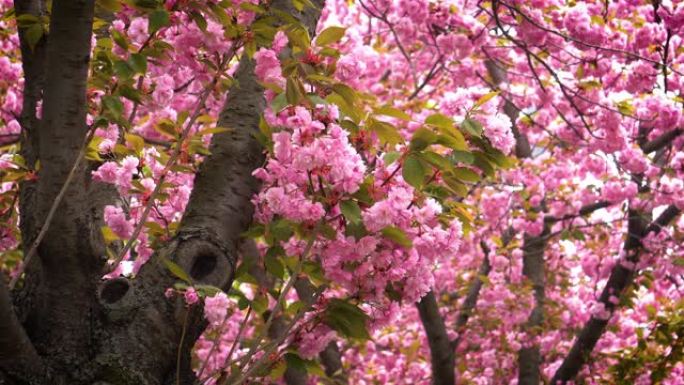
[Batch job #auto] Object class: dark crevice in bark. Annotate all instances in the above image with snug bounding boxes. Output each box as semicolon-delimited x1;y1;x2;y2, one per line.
550;206;680;384
417;291;455;385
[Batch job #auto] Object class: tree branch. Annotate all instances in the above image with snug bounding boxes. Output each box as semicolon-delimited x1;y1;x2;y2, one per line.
550;205;681;384
89;2;325;383
484;59;532;159
452;243;492;349
13;0;105;373
0;276;47;383
518;228;549;385
417;291;455;385
641;128;683;154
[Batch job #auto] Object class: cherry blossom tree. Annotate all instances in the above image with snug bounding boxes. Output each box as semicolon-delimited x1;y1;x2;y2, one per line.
1;0;683;384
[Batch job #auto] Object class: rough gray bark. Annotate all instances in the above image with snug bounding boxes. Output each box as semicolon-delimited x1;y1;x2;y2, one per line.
14;0;46;242
550;206;680;384
2;0;325;384
17;1;105;377
417;291;455;385
0;275;47;384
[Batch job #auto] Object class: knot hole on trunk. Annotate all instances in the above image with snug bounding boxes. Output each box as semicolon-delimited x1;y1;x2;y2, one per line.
99;278;130;304
176;239;233;288
190;253;217;281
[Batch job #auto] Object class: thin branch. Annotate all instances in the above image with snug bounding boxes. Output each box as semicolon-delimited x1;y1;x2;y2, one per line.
451;242;492;349
550;205;681;384
10;127;96;289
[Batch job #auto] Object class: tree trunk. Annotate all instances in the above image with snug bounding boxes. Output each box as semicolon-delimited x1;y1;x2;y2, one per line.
0;0;324;384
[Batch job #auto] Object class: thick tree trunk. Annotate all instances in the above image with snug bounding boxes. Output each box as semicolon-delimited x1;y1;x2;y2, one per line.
1;0;324;384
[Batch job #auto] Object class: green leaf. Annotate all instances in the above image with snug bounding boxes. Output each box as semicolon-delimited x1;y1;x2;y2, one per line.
369;120;402;146
189;11;207;32
418;151;452;171
265;254;285;279
162;258;192;283
251;294;268;314
118;84;142;103
451;167;480;182
340;200;362;224
124;133;144;154
443;175;468;197
374;105;412;121
285;23;311;49
270;93;288;112
102;95;124;119
239;2;264;13
196;126;232;136
286;76;303;105
320;223;337;240
149;9;170;34
25;23;44;51
451;150;474;165
101;226;120;243
195;284;223;297
268;219;294;244
284;352;307;372
323;299;371;340
409;128;437;151
111;29;129;50
15;14;39;27
383;151;401;165
129;53;147;74
315;26;346;46
474;91;499;108
472;152;495;177
380;226;412;248
97;0;122;12
435;133;467;151
425;113;454;130
113;59;134;79
402;154;426;189
332;83;357;107
461;118;483;137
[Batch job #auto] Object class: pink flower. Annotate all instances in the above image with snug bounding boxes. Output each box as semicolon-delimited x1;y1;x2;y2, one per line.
253;48;283;85
104;205;133;238
484;114;515;154
204;292;230;325
184;288;199;305
336;55;366;81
